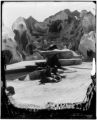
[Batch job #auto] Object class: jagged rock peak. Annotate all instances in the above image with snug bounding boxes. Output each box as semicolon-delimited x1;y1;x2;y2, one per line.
26;16;37;23
44;9;81;23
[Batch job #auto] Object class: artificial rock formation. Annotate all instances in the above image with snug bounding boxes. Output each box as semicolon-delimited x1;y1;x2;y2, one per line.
12;17;33;56
2;25;22;64
78;31;96;59
12;17;48;57
80;10;96;33
11;9;96;61
78;10;96;60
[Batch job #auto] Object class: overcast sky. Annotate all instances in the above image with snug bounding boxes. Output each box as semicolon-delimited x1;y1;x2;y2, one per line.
2;2;95;28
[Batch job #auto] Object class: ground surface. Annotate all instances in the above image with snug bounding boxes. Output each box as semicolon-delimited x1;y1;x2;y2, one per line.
6;62;92;109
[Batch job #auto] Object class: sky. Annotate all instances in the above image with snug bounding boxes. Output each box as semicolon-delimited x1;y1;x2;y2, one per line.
2;2;95;28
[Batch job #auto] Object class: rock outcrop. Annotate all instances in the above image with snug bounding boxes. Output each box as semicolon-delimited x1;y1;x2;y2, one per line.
11;9;95;61
12;17;33;57
2;25;22;64
80;10;96;33
78;31;96;59
78;10;96;60
44;9;84;51
12;17;48;57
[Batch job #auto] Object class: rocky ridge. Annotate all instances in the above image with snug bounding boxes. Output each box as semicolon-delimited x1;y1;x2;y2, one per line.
2;9;96;64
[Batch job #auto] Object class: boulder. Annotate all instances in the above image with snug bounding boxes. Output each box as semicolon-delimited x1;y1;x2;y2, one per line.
78;31;96;59
6;86;15;96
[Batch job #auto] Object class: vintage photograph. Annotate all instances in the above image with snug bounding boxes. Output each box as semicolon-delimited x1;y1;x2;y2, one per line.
1;1;96;119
